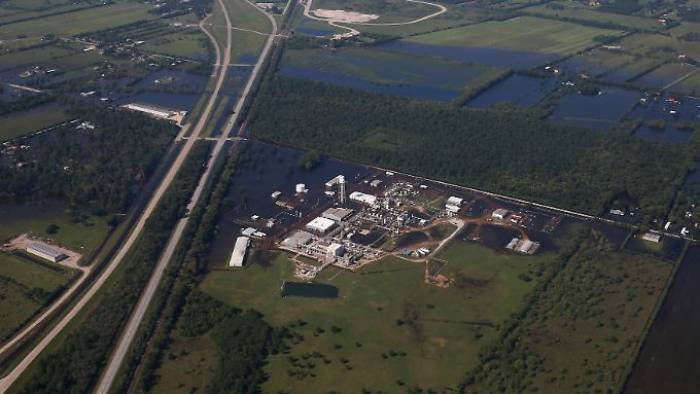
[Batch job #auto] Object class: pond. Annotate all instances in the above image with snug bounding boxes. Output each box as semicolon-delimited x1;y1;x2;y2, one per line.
464;73;557;108
624;245;700;394
281;281;339;298
547;87;641;131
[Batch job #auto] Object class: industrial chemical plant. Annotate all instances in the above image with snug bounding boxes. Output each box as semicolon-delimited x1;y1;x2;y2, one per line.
227;169;555;285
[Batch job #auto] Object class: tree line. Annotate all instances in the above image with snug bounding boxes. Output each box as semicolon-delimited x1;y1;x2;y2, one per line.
249;76;687;221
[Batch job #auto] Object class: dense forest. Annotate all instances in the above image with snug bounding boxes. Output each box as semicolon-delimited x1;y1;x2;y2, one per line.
0;102;176;215
249;77;688;220
16;143;210;394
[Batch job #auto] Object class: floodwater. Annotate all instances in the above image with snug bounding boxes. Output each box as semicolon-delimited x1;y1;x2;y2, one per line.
395;231;429;249
548;87;641;131
629;95;699;144
464;73;557;108
281;281;339;298
207;141;369;265
279;64;462;101
376;41;557;69
624;246;700;394
478;224;521;250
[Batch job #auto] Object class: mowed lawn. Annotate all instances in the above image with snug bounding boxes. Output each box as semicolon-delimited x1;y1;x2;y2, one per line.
407;16;622;56
0;201;111;257
195;240;555;393
0;252;75;342
0;2;154;41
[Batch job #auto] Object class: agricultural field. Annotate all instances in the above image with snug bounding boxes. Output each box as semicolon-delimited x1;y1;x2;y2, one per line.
636;62;700;93
462;233;674;393
522;2;663;31
618;33;700;62
159;237;559;393
0;105;70;142
406;16;622;56
0;2;155;42
0;252;75;343
142;29;210;61
280;46;507;101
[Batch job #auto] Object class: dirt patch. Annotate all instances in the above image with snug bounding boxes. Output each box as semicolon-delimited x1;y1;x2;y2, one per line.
312;9;379;23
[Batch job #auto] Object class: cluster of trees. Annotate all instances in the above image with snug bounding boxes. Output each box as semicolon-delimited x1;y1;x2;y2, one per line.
148;0;213;19
249;77;687;220
0;102;176;215
0;94;55;116
16;143;211;394
461;231;670;393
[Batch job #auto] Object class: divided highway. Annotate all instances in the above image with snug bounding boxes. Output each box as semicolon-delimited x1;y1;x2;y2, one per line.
94;0;278;392
0;0;251;391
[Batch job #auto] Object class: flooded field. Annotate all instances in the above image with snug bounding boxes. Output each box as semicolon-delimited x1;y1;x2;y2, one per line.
629;94;699;144
376;41;556;69
464;73;557;108
625;235;685;261
548;87;641;131
279;48;498;101
207;141;369;265
624;246;700;394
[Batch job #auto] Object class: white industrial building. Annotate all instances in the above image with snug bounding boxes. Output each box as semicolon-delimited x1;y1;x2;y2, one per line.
121;103;185;124
322;207;353;223
325;175;344;188
492;208;509;220
446;196;463;206
506;238;540;255
642;231;662;243
281;230;313;248
327;243;345;257
349;191;377;206
228;236;250;267
306;216;336;234
445;204;461;214
27;242;67;263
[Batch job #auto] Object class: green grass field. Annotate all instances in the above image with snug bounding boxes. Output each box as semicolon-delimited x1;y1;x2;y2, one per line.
0;2;154;42
619;33;700;61
0;252;75;342
523;2;662;31
0;105;71;142
170;239;557;393
407;16;622;56
142;29;209;60
0;201;111;257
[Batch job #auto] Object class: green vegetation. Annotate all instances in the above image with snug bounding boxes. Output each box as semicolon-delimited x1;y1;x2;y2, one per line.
0;102;176;215
186;239;556;392
250;76;686;219
406;16;622;56
12;142;211;394
522;2;662;31
462;232;673;393
0;105;70;142
0;252;75;342
0;202;111;257
0;2;155;42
